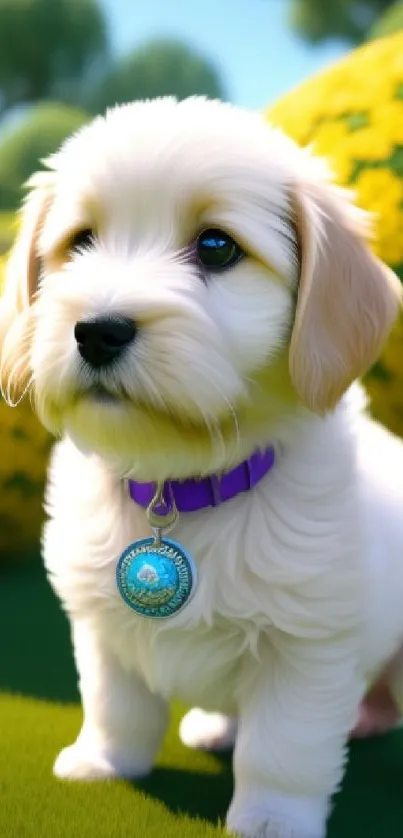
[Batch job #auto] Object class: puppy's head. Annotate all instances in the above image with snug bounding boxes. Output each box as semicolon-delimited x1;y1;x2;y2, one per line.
0;97;400;479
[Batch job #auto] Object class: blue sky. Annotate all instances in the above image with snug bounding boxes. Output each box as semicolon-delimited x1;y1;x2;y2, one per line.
99;0;349;109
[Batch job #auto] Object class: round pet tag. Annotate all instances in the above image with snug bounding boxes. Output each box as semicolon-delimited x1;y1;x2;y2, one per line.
116;536;197;619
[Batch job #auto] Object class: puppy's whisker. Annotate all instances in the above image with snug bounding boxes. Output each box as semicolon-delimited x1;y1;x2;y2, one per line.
34;356;72;406
245;376;265;400
28;381;36;410
126;374;170;413
201;410;226;462
1;349;30;394
224;396;241;456
201;378;241;458
5;369;34;407
193;399;237;468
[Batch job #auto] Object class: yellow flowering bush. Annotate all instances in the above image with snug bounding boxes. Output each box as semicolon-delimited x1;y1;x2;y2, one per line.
0;255;52;556
0;398;52;557
0;212;16;256
267;31;403;436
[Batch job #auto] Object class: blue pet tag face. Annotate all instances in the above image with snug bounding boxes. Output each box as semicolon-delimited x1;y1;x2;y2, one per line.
116;536;197;619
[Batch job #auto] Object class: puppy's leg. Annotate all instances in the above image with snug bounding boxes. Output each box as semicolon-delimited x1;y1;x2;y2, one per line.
179;708;237;751
54;619;168;781
351;675;400;738
226;638;362;838
385;644;403;721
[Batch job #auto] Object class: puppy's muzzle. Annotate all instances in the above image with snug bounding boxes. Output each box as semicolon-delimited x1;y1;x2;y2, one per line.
74;316;137;369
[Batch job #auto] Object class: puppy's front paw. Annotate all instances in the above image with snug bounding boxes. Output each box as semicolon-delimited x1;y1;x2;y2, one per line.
54;744;118;780
53;743;152;781
179;708;237;751
226;792;327;838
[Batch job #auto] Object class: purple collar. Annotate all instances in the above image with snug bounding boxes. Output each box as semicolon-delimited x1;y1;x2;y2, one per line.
128;447;275;516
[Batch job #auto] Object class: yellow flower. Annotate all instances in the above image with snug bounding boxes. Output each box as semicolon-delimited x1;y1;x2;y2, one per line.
319;88;371;118
310;120;349;155
353;31;403;66
378;204;403;234
342;127;395;160
308;121;356;181
353;170;403;266
376;214;403;265
330;153;353;183
377;235;403;266
266;32;403;127
354;168;403;210
267;34;403;126
372;101;403;144
267;99;322;146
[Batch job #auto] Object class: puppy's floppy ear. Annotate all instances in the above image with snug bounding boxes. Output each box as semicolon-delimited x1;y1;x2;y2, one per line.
289;177;402;414
0;171;54;403
3;171;54;311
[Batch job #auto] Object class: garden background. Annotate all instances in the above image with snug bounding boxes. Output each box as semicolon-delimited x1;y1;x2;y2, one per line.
1;2;403;836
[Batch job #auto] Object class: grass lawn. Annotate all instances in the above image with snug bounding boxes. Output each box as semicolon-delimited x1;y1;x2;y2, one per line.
1;557;403;838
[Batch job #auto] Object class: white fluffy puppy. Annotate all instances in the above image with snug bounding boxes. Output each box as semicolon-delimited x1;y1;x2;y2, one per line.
2;96;403;838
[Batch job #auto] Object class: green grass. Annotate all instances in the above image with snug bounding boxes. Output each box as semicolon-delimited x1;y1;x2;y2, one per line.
1;558;403;838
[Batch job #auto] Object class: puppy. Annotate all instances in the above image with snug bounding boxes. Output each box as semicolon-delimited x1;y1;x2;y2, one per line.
1;96;403;838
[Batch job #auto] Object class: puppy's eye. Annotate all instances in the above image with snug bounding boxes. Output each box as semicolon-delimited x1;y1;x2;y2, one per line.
69;228;95;253
196;228;244;271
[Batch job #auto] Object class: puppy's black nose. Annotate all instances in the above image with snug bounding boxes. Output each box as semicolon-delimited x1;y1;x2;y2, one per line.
74;317;137;368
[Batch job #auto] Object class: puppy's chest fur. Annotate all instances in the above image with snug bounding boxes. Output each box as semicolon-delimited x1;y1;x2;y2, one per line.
43;426;363;711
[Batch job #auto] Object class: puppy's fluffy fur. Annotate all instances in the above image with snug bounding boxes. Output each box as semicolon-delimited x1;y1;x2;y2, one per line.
2;96;403;838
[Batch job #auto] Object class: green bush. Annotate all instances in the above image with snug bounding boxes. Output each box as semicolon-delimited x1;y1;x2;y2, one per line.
86;38;226;115
369;0;403;39
0;102;89;210
0;212;16;255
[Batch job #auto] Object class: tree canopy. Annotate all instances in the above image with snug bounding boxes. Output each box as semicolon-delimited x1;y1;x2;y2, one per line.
289;0;397;44
369;0;403;38
0;103;88;210
0;0;109;118
0;3;228;210
86;38;226;115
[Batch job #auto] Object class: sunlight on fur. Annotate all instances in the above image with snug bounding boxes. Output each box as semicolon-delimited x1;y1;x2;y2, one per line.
1;96;403;838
